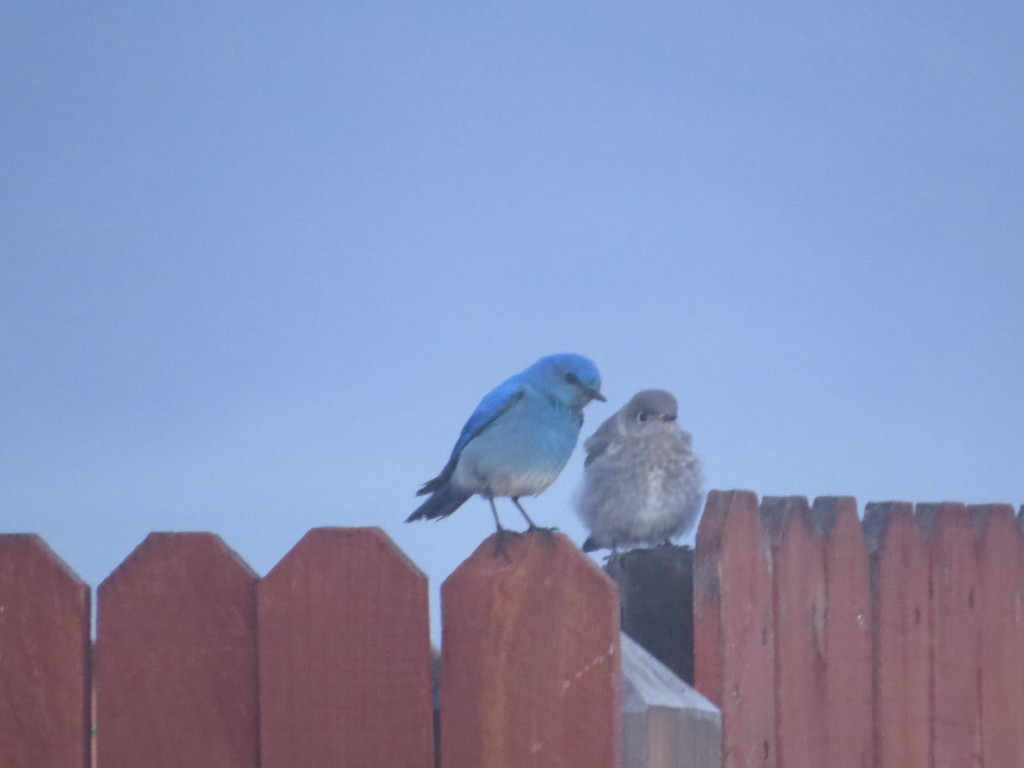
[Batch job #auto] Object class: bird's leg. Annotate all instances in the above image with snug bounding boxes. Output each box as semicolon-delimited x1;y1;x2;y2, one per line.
488;496;507;534
606;541;620;567
512;497;558;534
489;497;516;559
605;548;624;578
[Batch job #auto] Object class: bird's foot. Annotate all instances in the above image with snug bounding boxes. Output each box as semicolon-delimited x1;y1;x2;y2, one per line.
492;528;521;559
526;524;559;547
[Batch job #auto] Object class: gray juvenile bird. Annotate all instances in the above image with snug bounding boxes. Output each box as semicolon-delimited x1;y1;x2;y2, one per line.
575;389;703;552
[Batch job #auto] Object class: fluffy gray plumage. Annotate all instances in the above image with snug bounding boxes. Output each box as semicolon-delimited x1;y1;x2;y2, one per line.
575;389;703;552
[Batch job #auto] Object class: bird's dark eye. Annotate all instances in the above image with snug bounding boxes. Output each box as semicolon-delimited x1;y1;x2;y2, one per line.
637;412;648;422
565;372;580;385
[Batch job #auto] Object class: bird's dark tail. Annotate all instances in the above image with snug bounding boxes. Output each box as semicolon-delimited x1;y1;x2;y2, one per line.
406;483;472;522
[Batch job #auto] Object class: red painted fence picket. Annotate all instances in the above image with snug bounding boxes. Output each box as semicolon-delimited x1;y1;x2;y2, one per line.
924;502;981;768
257;527;433;768
440;532;621;768
94;532;258;768
815;496;872;768
764;495;827;768
694;490;776;768
973;504;1024;768
0;534;90;768
866;501;931;768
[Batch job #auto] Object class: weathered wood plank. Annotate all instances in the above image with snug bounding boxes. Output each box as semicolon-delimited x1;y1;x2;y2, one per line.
865;502;930;768
0;534;90;768
258;527;433;768
95;532;258;768
972;504;1023;768
919;502;980;768
621;633;721;768
441;531;621;768
815;496;873;768
694;490;776;768
763;496;826;768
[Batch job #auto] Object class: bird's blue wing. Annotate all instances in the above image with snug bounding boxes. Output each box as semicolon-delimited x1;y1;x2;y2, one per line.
452;375;524;454
416;375;525;496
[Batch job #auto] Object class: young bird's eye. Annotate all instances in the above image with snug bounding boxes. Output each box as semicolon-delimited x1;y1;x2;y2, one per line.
637;412;648;422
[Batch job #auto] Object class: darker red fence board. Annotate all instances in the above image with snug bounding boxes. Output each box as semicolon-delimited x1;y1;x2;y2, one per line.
440;532;620;768
608;545;695;684
95;532;258;768
815;496;873;768
920;503;980;768
764;496;827;768
865;502;931;768
0;534;90;768
258;527;433;768
972;504;1024;768
695;490;776;768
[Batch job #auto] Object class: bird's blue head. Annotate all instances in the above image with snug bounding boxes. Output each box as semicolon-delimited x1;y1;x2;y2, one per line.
526;353;606;409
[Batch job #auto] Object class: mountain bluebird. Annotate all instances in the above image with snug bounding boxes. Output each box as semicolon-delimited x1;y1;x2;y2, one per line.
407;353;606;533
575;389;703;552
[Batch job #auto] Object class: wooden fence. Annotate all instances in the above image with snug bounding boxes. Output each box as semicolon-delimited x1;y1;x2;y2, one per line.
0;528;621;768
2;490;1023;767
694;490;1024;768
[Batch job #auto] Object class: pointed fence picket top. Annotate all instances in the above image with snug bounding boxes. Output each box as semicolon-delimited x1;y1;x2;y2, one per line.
865;502;930;768
920;502;980;768
0;534;90;768
694;490;776;768
441;531;621;768
763;496;827;768
95;532;259;768
972;504;1024;767
621;633;721;768
814;496;872;768
257;527;433;768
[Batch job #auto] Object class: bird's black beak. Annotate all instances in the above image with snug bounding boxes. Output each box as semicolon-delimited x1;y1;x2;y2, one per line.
591;388;607;402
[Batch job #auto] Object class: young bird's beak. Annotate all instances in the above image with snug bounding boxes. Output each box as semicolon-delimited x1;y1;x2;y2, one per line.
591;388;607;402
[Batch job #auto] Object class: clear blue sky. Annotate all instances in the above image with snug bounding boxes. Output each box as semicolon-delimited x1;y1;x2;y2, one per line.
3;1;1022;634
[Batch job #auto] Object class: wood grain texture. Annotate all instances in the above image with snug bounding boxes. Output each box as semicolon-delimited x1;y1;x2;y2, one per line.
694;490;776;768
0;534;90;768
621;633;721;768
441;531;621;768
919;502;980;768
95;532;258;768
258;527;433;768
815;496;873;768
973;504;1024;768
865;502;931;768
764;496;826;768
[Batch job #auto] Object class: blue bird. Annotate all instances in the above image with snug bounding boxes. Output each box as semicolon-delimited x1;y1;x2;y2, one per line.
407;353;606;533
